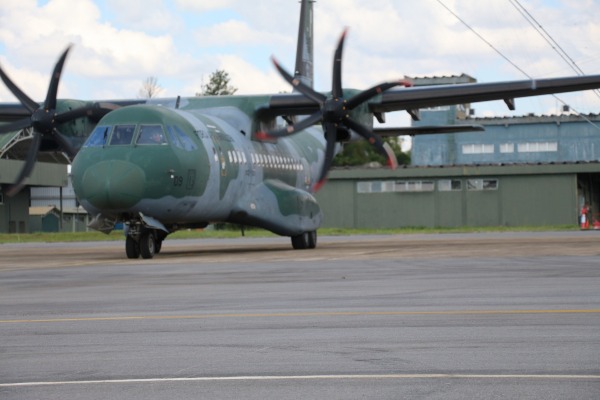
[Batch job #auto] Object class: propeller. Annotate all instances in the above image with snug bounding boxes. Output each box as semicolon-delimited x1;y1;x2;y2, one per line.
0;46;115;196
258;29;411;192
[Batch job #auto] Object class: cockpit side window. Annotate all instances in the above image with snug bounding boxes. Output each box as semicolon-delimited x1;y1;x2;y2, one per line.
109;124;136;145
83;125;110;147
166;125;198;151
137;125;167;145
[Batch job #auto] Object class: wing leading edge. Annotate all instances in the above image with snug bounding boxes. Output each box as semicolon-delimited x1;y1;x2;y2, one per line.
370;75;600;114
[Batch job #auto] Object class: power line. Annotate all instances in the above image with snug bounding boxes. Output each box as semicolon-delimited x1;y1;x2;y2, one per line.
509;0;583;75
508;0;600;100
434;0;599;129
434;0;532;79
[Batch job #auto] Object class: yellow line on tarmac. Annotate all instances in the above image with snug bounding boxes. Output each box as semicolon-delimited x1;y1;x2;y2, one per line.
1;309;599;324
1;373;600;388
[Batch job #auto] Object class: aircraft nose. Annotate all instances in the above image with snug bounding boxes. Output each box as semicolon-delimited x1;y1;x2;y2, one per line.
80;160;145;210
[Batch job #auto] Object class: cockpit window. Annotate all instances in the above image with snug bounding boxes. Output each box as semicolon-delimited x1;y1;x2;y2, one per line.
137;125;167;145
166;125;198;151
109;124;136;145
83;125;110;147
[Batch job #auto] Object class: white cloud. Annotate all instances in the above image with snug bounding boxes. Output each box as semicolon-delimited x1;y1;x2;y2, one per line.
0;0;598;117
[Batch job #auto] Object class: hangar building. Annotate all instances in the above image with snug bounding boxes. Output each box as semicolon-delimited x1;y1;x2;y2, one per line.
315;75;600;229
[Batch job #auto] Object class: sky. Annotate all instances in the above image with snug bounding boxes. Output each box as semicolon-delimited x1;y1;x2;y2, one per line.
1;0;599;130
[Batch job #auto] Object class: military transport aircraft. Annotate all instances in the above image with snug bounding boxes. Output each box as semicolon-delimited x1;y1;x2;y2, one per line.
1;0;600;259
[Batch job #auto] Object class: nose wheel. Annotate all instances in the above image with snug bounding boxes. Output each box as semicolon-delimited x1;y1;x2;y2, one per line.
125;226;164;259
291;230;317;250
139;230;157;259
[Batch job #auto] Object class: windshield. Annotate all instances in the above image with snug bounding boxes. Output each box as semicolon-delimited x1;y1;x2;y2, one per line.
83;125;110;147
136;125;167;145
109;124;136;145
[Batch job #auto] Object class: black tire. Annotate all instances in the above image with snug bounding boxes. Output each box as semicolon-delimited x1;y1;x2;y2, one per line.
125;236;140;259
155;239;162;254
291;232;309;249
140;231;156;259
307;230;317;249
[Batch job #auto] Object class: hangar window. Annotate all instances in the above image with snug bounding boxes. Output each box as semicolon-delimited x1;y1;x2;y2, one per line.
438;179;462;191
358;180;435;193
394;180;435;192
500;143;515;153
462;143;494;154
517;141;558;153
467;179;498;191
357;181;393;193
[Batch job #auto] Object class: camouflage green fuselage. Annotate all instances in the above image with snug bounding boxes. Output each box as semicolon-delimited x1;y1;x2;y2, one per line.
71;96;326;236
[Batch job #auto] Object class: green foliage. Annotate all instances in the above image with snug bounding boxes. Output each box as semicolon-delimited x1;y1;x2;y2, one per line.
333;137;411;167
197;69;238;96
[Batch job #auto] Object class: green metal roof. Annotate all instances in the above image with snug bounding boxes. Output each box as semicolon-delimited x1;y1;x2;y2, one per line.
329;162;600;180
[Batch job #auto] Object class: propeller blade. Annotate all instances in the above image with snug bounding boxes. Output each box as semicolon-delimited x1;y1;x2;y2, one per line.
0;118;32;135
344;117;398;169
5;131;42;197
258;111;323;139
51;128;77;159
0;65;39;113
272;56;326;105
54;105;99;123
313;121;339;192
382;142;399;170
44;46;71;111
55;102;122;123
346;80;412;110
92;102;122;119
332;29;348;99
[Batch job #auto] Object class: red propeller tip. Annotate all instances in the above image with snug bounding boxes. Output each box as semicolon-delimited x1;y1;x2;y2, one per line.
312;179;327;193
255;131;271;141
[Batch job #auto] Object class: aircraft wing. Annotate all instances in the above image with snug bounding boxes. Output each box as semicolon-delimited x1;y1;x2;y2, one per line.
369;75;600;114
0;103;31;122
265;74;600;117
374;124;484;137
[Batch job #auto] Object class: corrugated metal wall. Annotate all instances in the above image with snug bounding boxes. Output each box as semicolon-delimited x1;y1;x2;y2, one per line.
316;167;582;229
412;113;600;167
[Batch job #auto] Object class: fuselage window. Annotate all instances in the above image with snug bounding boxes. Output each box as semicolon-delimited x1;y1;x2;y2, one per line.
84;125;110;147
109;124;136;145
137;125;167;145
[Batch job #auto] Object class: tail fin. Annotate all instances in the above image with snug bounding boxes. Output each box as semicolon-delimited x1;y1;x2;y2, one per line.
293;0;314;89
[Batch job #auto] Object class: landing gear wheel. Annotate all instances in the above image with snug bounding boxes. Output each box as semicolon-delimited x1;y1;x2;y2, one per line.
291;231;317;250
155;239;162;254
307;230;317;249
140;231;156;259
291;232;308;249
125;236;140;259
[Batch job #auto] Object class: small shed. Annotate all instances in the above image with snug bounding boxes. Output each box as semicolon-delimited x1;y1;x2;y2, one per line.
29;206;61;233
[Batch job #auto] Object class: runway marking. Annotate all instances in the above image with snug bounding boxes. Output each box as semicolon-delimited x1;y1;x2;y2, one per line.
1;309;599;324
2;374;600;388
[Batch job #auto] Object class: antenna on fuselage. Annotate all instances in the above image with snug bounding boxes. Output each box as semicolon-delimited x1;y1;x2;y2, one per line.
293;0;314;90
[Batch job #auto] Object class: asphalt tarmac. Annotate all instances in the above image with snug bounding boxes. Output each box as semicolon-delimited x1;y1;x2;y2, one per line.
1;231;599;399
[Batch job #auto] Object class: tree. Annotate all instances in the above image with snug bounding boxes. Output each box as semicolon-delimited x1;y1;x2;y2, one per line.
138;76;162;99
197;69;238;96
333;137;410;167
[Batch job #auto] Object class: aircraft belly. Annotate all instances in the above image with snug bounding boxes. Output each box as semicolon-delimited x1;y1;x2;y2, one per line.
229;179;322;236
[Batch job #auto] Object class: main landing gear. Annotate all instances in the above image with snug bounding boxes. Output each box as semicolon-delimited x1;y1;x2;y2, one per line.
291;230;317;250
125;225;166;259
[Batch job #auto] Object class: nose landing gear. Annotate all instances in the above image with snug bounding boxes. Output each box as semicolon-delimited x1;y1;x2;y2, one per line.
125;219;166;259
